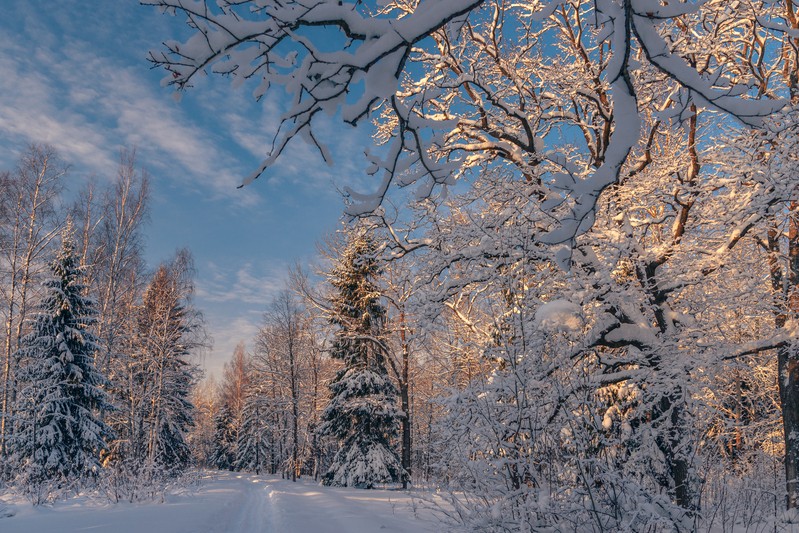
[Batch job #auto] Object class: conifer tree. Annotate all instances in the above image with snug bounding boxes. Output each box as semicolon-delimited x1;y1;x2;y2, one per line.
319;231;403;488
10;222;113;499
235;393;271;474
211;404;236;471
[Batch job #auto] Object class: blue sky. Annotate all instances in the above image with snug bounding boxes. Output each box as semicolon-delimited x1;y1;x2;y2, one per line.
0;1;374;377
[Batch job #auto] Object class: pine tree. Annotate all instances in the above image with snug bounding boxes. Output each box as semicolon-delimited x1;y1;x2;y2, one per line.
319;231;403;488
9;223;113;500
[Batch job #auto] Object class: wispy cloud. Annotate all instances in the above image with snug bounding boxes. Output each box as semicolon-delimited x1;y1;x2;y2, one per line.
0;30;259;207
0;2;385;380
199;313;262;377
221;100;376;197
197;260;287;305
194;260;287;376
0;35;117;172
0;4;388;210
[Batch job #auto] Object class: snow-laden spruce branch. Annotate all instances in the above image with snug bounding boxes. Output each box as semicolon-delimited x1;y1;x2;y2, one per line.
149;0;789;243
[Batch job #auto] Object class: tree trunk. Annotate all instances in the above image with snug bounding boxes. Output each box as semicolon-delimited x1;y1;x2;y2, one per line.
289;328;299;482
777;205;799;508
659;393;691;510
399;311;411;488
780;345;799;507
1;152;60;457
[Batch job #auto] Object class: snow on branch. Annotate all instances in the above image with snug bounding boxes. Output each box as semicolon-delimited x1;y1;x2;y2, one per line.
631;8;786;127
534;299;584;333
146;0;482;193
148;0;793;245
715;325;799;361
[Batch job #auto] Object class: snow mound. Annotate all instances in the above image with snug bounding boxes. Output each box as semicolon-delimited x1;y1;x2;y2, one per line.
535;299;583;332
0;500;15;519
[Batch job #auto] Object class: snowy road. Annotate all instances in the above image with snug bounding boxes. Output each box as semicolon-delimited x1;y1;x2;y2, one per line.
1;472;441;533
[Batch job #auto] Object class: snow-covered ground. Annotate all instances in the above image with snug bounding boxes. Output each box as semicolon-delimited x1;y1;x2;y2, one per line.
0;471;444;533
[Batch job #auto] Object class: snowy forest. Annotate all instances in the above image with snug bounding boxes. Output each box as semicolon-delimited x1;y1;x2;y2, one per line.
5;0;799;531
0;146;207;504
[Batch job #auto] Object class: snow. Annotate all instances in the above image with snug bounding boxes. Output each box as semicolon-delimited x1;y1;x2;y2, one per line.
0;471;442;533
534;299;583;332
631;7;786;126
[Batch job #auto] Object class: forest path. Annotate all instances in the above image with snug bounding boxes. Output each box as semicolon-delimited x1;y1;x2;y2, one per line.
259;474;437;533
0;471;441;533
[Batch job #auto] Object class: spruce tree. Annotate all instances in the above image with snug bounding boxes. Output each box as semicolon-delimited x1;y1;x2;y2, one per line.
235;393;271;474
10;223;113;499
211;403;237;470
319;231;403;488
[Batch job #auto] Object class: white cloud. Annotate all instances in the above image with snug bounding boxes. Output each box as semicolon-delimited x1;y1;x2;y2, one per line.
0;5;389;213
199;313;261;379
217;81;383;201
0;31;260;207
0;37;118;172
193;259;288;377
196;260;287;305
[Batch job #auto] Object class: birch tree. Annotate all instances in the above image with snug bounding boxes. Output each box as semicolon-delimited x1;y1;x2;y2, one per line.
214;342;249;467
187;376;219;468
252;291;316;480
137;252;201;475
91;151;149;378
0;145;66;459
108;250;203;487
